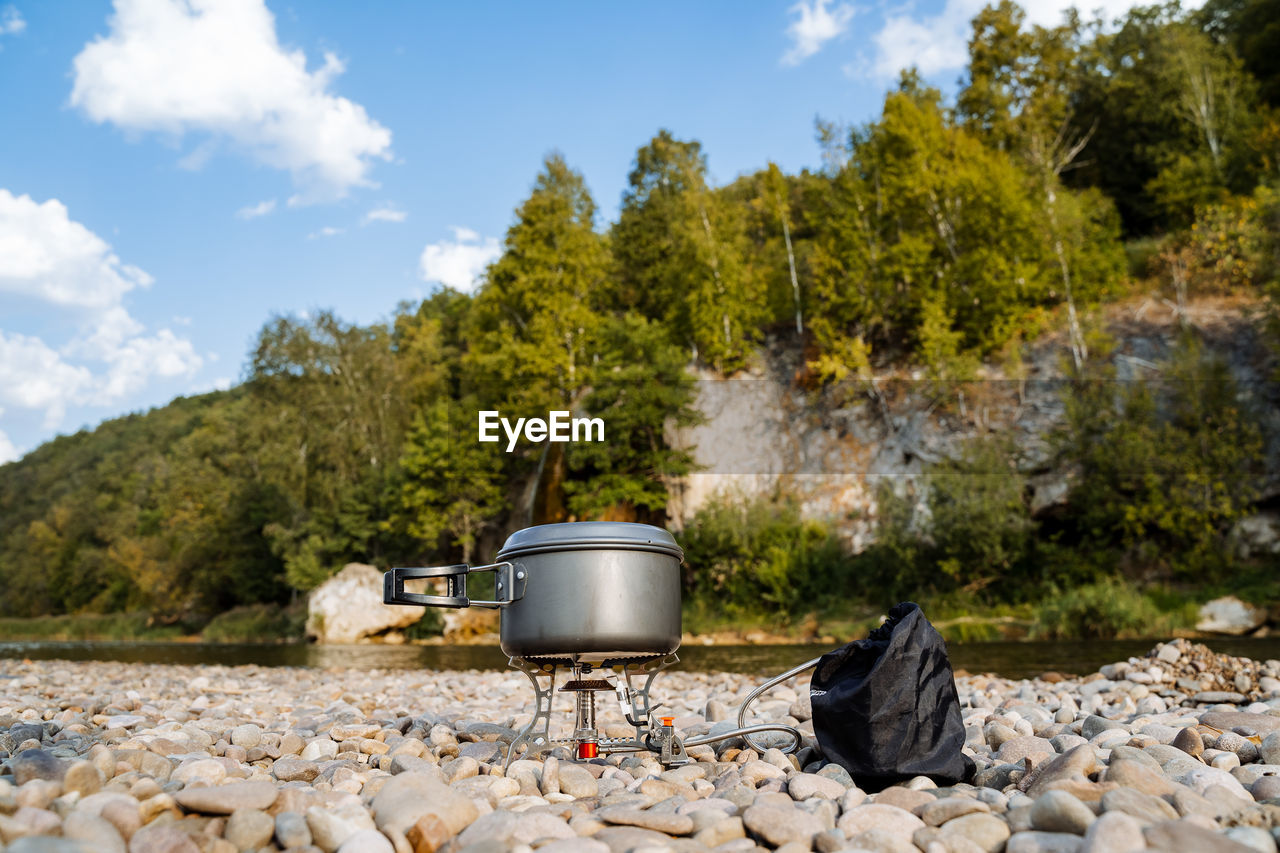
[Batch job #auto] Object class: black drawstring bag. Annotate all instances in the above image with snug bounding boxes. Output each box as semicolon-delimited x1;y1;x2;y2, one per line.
810;602;974;791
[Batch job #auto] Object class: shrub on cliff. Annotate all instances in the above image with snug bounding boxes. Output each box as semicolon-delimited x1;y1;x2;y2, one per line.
862;437;1037;604
1056;334;1264;581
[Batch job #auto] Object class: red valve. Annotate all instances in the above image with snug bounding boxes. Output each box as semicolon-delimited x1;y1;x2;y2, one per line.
577;741;598;759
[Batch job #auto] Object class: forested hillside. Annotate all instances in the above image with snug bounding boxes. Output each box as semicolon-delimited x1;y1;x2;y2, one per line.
2;0;1278;636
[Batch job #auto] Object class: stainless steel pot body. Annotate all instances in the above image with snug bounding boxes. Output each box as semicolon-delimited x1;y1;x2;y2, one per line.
497;545;680;661
384;521;682;663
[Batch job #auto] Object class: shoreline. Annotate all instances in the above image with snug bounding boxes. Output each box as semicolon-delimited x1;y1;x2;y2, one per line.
0;628;1261;648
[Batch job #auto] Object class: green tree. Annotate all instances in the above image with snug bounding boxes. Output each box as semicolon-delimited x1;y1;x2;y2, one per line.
959;2;1126;368
249;311;409;590
466;153;609;415
1200;0;1280;107
809;77;1063;375
723;162;812;337
1068;6;1264;231
564;314;701;519
395;399;505;563
612;130;766;372
927;438;1035;594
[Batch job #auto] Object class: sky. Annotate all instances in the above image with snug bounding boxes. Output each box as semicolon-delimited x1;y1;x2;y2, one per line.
0;0;1162;464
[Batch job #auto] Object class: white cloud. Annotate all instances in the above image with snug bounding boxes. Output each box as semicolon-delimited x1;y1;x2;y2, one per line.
363;204;407;224
868;0;1195;78
0;5;24;36
0;189;202;438
0;190;152;308
783;0;856;65
0;428;17;465
418;226;500;293
70;0;393;202
307;225;344;239
0;331;91;424
236;198;276;219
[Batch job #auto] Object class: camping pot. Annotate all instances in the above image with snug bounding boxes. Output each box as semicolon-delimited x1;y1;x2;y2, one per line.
383;522;683;662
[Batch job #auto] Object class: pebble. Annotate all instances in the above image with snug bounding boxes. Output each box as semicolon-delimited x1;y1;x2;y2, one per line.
9;750;66;786
556;764;597;799
128;823;202;853
275;811;312;849
172;781;278;815
837;803;924;844
786;773;845;801
1005;831;1083;853
1029;790;1095;834
918;797;991;826
62;812;126;853
940;812;1013;852
224;809;274;850
596;806;694;835
742;803;825;847
1262;733;1280;765
335;828;394;853
272;757;320;782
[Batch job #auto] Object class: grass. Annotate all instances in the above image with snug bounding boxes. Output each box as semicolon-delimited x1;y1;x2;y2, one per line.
681;581;1205;645
1030;578;1196;640
0;603;309;643
0;612;185;642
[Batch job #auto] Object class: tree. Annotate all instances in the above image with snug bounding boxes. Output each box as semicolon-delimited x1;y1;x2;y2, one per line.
466;153;609;414
926;438;1035;594
1200;0;1280;107
809;77;1063;375
959;2;1126;369
249;311;409;590
1067;6;1264;231
564;314;701;520
395;399;505;563
723;163;812;337
1057;336;1263;579
612;130;766;372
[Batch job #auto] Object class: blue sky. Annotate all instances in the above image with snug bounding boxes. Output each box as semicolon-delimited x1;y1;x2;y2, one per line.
0;0;1149;463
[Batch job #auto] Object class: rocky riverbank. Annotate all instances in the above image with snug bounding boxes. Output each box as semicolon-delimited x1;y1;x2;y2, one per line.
2;639;1280;853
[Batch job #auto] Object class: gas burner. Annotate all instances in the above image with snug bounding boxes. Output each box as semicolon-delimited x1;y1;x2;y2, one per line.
505;654;691;767
384;522;817;768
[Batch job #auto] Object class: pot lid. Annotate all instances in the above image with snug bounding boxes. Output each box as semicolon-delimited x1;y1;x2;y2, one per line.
497;521;683;561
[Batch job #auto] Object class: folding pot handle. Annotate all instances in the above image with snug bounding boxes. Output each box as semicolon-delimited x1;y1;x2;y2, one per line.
383;562;525;610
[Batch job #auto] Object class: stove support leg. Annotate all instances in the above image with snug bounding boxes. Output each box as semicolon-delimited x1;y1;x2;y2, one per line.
504;658;556;770
618;654;689;767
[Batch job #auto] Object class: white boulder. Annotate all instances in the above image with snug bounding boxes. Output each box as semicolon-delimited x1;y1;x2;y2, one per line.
306;563;426;643
1196;596;1267;636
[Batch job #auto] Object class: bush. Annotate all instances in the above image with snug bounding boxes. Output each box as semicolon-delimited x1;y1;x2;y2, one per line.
404;609;444;640
1057;336;1263;581
678;494;854;628
201;604;306;643
1031;578;1188;639
860;437;1035;604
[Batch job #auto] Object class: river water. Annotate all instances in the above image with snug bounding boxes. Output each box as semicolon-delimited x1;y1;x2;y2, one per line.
2;637;1279;680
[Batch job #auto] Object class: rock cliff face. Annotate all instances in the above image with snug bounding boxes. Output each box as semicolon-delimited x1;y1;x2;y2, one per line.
665;297;1280;551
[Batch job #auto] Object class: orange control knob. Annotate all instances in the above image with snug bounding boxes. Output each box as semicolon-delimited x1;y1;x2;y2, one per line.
661;717;674;727
577;742;598;759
